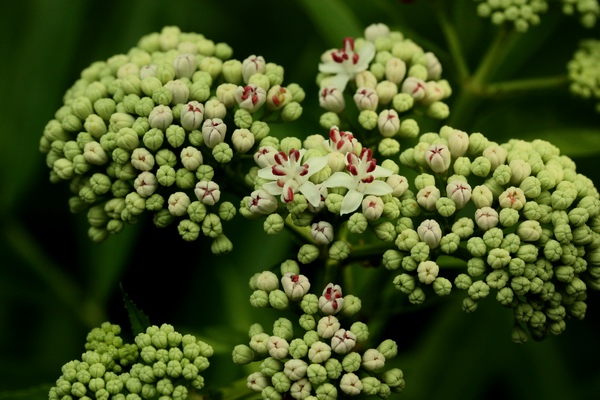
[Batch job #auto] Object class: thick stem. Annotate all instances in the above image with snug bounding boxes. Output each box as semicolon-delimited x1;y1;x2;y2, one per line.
479;75;568;98
435;0;470;82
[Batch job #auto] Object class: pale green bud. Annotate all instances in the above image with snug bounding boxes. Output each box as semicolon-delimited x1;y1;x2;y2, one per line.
269;290;290;310
212;142;233;163
300;294;319;315
329;240;350;261
281;102;303;122
298;244;320;264
348;212;368;234
250;290;269;308
392;92;414;113
408;286;426;304
232;344;254;365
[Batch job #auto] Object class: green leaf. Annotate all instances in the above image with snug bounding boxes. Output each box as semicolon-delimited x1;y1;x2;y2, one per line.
120;284;151;336
296;0;363;47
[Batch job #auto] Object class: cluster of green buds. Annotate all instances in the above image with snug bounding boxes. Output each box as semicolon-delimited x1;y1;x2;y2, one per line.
316;23;451;143
561;0;599;27
49;322;213;400
387;125;600;342
39;26;305;252
568;39;600;113
476;0;548;32
232;260;404;399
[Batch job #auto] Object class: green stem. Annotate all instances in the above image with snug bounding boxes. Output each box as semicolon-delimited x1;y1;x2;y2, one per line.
435;0;470;82
2;218;104;328
479;75;568;98
449;27;519;129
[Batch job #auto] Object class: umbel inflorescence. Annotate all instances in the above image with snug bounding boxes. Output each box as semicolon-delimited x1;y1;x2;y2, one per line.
40;26;304;252
49;323;213;400
232;260;405;399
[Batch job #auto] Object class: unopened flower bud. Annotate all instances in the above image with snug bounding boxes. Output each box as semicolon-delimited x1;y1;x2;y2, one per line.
310;221;334;245
401;77;426;100
248;190;278;214
242;55;266;83
319;283;344;315
319;87;345;113
180;101;204;131
417;260;439;284
377;109;400;137
417;219;442;249
281;101;303;122
194;180;220;205
148;105;173;130
475;207;499;231
231;128;255;153
446;180;472;209
362;349;386;371
417;185;440;211
235;84;266;113
425;143;451;173
331;329;357;354
281;273;311;301
354;87;379;111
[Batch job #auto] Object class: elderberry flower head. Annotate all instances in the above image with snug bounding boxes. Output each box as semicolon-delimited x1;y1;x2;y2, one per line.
316;23;451;138
40;26;305;253
235;261;405;398
476;0;548;32
568;39;600;112
49;322;213;400
393;124;600;341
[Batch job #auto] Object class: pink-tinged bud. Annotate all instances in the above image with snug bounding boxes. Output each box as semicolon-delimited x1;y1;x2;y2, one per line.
266;336;289;359
235;84;267;113
254;146;278;168
386;174;409;197
362;195;384;221
401;77;426;100
385;57;407;84
331;329;357;354
317;316;341;339
242;55;266;83
194;180;221;205
417;185;441;211
247;190;278;214
425;143;451;174
319;87;345;113
167;192;191;216
475;206;499;231
421;81;445;105
266;85;292;110
180;101;204;131
353;87;379;111
311;221;334;245
281;272;311;301
417;260;439;284
417;219;442;249
447;129;469;157
173;53;198;78
201;118;227;148
377;109;400;137
134;171;158;197
498;186;526;210
446;181;472;209
318;283;344;315
231;128;255;153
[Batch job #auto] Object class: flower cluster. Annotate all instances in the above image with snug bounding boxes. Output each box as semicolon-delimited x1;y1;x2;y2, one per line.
561;0;599;27
232;260;405;399
476;0;548;32
49;322;213;400
240;125;405;262
568;39;600;113
317;23;451;139
39;26;305;252
385;125;600;341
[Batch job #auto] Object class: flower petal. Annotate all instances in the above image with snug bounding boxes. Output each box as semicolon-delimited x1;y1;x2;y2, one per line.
363;180;393;196
371;165;394;179
304;156;329;178
323;172;354;189
340;189;363;215
262;181;283;196
299;181;322;207
319;62;345;75
258;166;277;180
356;42;376;70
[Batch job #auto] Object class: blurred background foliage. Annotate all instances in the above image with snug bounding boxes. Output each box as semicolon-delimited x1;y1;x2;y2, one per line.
1;0;600;399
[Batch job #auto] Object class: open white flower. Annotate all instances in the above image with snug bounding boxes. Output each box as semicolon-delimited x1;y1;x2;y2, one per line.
257;149;328;207
319;37;375;91
323;148;393;215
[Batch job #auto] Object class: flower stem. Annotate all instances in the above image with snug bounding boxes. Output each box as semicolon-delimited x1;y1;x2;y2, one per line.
435;0;470;82
479;75;568;98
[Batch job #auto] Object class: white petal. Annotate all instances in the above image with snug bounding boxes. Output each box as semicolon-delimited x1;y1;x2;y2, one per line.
304;156;329;178
299;181;322;207
323;172;353;189
330;74;351;92
363;180;393;196
262;181;283;196
356;42;376;70
371;165;394;179
258;166;277;180
340;190;363;215
319;62;345;75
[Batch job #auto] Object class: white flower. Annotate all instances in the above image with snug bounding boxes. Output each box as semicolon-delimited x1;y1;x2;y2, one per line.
319;37;376;91
235;84;266;112
281;273;311;301
325;125;357;154
323;148;393;215
318;283;344;315
319;86;345;113
257;149;328;207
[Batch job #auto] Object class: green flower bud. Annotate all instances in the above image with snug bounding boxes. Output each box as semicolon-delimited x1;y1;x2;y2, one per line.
269;290;289;310
261;357;283;376
232;344;254;364
281;102;302;122
398;118;419;139
487;248;511;269
299;314;316;331
433;277;452;296
392;93;414;112
467;257;487;277
212;142;233;163
408;286;426;304
329;240;350;261
273;318;294;341
315;382;337;400
383;249;403;270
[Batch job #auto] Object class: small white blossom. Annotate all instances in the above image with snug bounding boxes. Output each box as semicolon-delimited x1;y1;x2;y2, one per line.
319;37;376;91
318;283;344;315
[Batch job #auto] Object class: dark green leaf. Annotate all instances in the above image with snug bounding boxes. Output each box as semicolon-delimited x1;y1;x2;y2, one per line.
120;284;151;336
